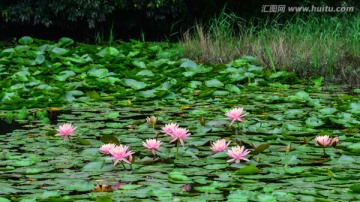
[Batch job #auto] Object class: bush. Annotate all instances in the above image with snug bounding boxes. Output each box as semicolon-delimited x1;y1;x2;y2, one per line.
2;0;115;28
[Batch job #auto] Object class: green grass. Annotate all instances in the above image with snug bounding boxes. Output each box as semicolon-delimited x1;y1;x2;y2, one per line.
180;12;360;88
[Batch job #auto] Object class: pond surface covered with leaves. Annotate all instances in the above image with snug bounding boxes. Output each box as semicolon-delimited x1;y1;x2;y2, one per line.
1;37;360;201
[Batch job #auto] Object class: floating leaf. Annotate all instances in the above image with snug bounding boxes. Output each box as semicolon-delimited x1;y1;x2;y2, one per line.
35;54;45;64
120;79;147;90
305;117;324;127
253;144;270;155
138;89;157;98
133;60;146;68
205;79;224;88
14;70;30;82
309;76;324;87
54;70;76;81
225;84;241;94
257;194;277;202
235;165;260;175
65;181;94;192
76;137;91;145
269;71;293;79
57;37;74;47
97;47;119;57
100;134;120;145
350;184;360;193
104;112;119;119
40;191;61;199
203;164;228;170
12;159;36;167
136;70;154;77
85;91;101;100
51;47;69;55
194;186;221;193
180;59;197;71
120;184;141;190
168;171;192;183
18;36;33;45
284;167;304;174
319;107;337;115
88;68;109;78
82;161;103;172
349;102;360;114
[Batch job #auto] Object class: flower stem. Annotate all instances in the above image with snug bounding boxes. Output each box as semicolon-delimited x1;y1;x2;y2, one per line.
121;161;127;170
175;140;179;160
236;122;242;136
323;147;326;156
129;163;133;170
68;136;75;148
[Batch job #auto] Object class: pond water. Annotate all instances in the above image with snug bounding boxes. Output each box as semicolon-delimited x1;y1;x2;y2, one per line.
1;85;360;201
1;37;360;201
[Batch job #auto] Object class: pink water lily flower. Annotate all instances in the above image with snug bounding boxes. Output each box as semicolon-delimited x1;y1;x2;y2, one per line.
107;145;134;166
211;139;231;153
143;139;162;156
162;123;179;136
226;108;247;126
315;135;331;147
55;123;76;141
100;143;116;154
227;146;251;163
169;127;190;146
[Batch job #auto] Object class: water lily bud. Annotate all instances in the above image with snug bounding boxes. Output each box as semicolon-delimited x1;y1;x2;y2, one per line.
200;116;205;126
146;116;157;126
181;184;192;192
330;137;339;147
286;143;291;155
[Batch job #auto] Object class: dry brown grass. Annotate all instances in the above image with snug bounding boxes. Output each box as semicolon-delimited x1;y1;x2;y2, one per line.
180;20;360;88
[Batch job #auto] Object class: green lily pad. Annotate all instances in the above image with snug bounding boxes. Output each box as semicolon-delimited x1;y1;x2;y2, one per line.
205;79;224;88
235;165;260;175
203;164;228;170
305;117;324;127
100;134;120;145
350;184;360;193
18;36;34;45
168;171;192;183
65;181;94;192
82;161;103;171
51;47;69;55
54;70;76;81
120;79;147;90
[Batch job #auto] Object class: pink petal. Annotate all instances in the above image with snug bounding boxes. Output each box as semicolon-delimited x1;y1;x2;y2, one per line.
241;157;250;162
169;137;177;144
179;139;185;146
113;159;119;167
122;158;131;164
